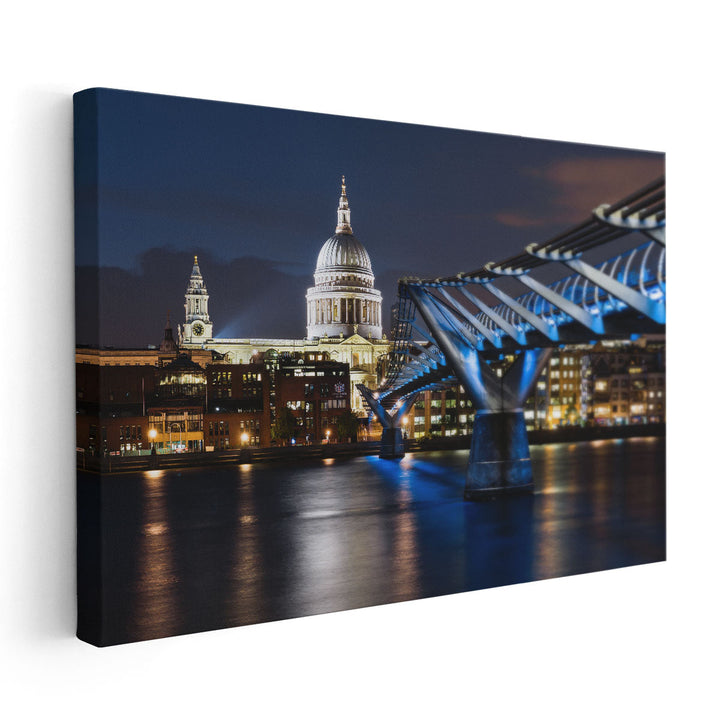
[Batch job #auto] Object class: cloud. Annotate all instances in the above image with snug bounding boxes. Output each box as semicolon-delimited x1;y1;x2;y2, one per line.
493;212;548;228
77;247;311;347
494;155;665;228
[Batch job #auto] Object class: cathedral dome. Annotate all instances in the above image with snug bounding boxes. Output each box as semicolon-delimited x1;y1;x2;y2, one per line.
306;177;383;341
315;233;372;273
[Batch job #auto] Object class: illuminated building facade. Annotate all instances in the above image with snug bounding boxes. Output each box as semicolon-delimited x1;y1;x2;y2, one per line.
403;337;665;440
146;354;207;453
584;339;666;426
178;178;390;415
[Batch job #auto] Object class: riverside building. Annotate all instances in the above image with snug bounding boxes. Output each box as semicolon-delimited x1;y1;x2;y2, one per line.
403;338;666;440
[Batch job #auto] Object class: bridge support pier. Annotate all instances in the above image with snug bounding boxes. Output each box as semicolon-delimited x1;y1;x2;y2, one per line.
357;385;417;461
465;410;533;499
380;428;405;459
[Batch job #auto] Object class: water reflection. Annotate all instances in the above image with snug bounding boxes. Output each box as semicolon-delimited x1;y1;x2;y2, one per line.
84;437;665;644
132;471;181;641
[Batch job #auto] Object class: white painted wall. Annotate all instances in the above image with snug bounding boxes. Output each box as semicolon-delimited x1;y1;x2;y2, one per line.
1;3;715;717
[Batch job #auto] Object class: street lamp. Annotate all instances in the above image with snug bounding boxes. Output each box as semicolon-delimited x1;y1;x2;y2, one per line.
148;427;157;453
325;429;331;444
240;431;249;447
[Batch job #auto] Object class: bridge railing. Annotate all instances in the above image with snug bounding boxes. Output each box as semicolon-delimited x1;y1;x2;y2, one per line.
470;239;665;341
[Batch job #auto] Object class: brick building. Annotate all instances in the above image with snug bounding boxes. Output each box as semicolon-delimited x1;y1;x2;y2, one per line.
274;358;351;444
76;339;349;454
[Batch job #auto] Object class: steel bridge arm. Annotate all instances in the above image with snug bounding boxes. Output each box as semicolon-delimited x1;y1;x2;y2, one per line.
502;348;554;406
526;244;665;324
356;384;392;429
506;270;605;334
425;290;484;351
406;284;490;409
457;285;527;346
397;345;436;373
408;340;443;369
435;286;503;348
480;281;559;341
393;392;419;422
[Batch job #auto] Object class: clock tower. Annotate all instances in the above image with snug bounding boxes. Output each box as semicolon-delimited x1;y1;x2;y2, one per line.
181;255;213;344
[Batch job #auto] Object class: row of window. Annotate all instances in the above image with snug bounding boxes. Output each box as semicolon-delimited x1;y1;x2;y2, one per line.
303;383;337;397
208;422;229;436
320;399;347;410
119;425;143;441
283;369;346;377
417;399;472;410
416;414;471;426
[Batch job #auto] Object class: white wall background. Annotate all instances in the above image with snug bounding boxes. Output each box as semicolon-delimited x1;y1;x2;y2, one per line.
1;2;716;717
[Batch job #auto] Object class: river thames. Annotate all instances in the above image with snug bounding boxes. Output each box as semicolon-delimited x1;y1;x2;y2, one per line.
80;436;665;645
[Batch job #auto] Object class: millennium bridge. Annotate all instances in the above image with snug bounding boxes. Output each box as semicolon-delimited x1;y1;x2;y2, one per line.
358;177;666;499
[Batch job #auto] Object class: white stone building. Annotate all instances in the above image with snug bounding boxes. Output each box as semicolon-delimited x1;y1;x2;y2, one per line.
179;178;390;415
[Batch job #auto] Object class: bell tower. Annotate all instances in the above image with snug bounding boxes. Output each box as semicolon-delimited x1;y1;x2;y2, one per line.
182;255;213;344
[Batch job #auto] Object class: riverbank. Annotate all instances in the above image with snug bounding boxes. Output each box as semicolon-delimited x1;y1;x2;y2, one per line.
77;423;665;475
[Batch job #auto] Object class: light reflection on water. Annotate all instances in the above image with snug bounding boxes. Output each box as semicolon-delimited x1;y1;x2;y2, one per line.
88;437;665;644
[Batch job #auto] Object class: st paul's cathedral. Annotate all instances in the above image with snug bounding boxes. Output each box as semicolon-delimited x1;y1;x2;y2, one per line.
177;178;390;414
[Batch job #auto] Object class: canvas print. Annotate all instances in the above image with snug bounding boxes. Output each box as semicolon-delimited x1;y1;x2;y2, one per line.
75;88;666;646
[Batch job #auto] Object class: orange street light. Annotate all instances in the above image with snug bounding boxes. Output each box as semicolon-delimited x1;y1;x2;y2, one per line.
148;427;158;455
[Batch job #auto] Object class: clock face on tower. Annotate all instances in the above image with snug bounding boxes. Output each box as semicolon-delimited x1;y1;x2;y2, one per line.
192;323;204;337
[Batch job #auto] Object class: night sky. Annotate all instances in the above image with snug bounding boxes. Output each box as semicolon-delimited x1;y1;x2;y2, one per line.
74;88;664;347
